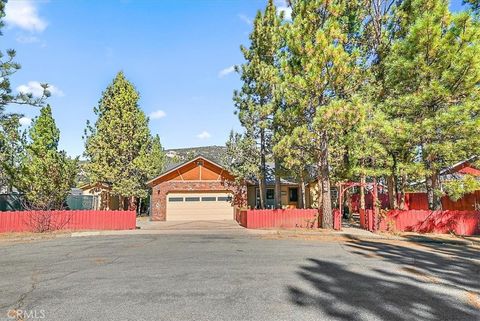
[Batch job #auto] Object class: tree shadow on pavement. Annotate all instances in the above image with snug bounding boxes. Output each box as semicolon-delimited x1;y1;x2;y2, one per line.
344;237;480;291
287;238;480;321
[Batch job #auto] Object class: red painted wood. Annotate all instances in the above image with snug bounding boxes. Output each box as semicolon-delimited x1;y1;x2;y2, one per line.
378;210;480;236
0;210;136;233
333;209;341;230
359;209;366;228
235;209;319;229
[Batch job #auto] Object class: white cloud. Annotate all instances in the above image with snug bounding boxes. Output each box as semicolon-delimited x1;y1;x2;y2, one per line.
218;65;235;78
17;81;64;97
19;117;32;126
238;14;252;25
149;110;166;119
15;34;40;43
197;131;211;140
275;0;292;20
5;0;48;32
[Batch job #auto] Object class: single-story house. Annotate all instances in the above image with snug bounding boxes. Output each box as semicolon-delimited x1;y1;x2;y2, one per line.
147;145;321;221
79;182;120;210
146;155;238;221
246;179;317;209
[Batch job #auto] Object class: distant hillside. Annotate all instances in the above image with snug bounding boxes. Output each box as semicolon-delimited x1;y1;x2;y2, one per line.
164;145;227;172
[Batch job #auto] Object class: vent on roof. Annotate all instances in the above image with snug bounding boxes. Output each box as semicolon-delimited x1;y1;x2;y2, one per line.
196;160;204;166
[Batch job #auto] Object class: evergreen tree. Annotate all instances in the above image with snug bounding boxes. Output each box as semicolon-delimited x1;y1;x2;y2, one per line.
16;105;78;210
279;0;364;228
224;131;259;208
0;1;49;190
234;0;283;209
383;0;480;209
0;115;25;192
84;72;165;210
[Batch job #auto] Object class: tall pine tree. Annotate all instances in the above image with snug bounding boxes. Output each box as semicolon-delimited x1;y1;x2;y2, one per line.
280;0;364;228
16;105;78;210
84;72;165;210
234;0;283;209
383;0;480;209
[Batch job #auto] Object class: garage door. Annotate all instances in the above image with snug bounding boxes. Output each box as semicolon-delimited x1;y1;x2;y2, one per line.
166;192;234;221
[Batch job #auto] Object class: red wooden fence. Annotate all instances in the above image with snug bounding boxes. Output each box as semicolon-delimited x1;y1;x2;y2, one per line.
378;210;480;236
235;208;342;230
236;208;319;229
404;191;480;211
0;210;137;233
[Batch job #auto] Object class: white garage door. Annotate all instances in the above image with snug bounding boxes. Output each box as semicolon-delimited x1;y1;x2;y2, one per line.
166;192;234;221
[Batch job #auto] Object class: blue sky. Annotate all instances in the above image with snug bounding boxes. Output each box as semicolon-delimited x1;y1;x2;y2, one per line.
3;0;292;157
2;0;465;158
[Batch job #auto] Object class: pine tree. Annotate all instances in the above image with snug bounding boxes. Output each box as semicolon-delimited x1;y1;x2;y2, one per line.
84;72;164;210
383;0;480;209
280;0;364;228
234;0;283;209
224;131;259;208
0;115;25;192
16;105;78;210
0;1;49;190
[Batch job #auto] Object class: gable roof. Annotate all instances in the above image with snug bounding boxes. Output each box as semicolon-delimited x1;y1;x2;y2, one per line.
146;155;230;187
441;157;480;177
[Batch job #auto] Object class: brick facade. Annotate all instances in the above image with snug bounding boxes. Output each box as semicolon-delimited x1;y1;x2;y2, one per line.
150;180;234;221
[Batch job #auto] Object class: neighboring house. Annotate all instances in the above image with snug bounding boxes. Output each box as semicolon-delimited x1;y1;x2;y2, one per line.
440;158;480;180
79;182;120;210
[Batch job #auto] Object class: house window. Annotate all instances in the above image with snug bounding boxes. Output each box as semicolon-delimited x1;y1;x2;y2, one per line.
289;188;298;202
185;197;200;202
202;197;216;202
266;189;274;200
168;197;183;202
217;196;232;202
255;188;275;208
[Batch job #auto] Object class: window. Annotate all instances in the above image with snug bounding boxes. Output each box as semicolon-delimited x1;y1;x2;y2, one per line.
185;197;200;202
168;197;183;202
266;189;275;200
289;188;298;202
217;196;232;202
202;197;216;202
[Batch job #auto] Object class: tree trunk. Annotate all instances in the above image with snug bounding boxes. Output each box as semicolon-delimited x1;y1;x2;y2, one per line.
300;174;306;209
259;129;267;209
345;187;352;220
426;170;441;210
387;175;397;209
317;174;323;227
319;132;333;229
398;174;407;210
360;174;366;211
274;157;281;209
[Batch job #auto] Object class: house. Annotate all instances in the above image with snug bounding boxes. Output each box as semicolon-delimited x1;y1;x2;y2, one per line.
79;182;120;210
146;146;318;221
246;178;317;209
147;155;237;221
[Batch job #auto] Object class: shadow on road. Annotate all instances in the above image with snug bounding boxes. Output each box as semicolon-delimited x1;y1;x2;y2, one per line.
287;238;480;321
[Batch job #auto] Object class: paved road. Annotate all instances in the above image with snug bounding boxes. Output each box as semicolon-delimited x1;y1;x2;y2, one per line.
0;232;478;321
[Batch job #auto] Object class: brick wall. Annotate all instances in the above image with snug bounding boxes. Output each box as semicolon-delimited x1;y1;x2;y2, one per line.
150;181;235;221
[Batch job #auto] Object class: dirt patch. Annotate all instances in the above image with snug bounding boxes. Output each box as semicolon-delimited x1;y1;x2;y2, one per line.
261;233;347;242
466;291;480;310
402;266;440;284
93;257;109;265
0;230;73;244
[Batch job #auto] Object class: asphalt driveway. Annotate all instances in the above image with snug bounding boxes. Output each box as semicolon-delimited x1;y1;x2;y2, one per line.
0;233;478;321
